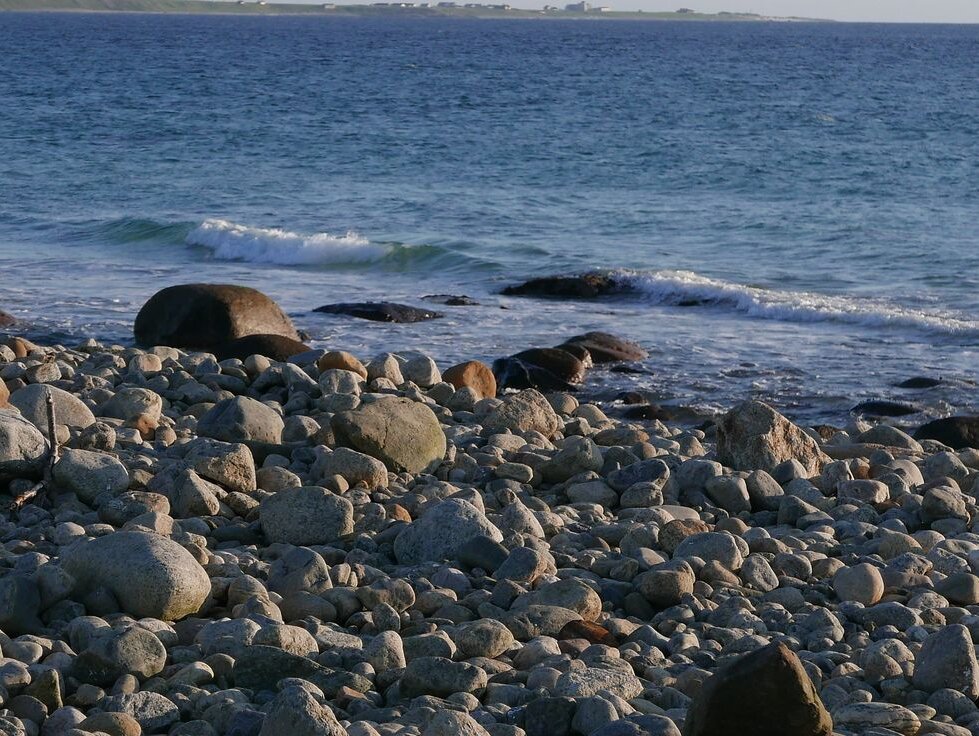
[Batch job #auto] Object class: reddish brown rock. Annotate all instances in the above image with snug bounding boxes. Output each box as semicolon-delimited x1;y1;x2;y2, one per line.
443;360;497;400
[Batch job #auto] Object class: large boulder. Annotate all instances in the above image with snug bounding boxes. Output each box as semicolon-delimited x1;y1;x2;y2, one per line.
914;416;979;449
215;333;311;362
10;384;96;430
482;389;561;438
197;396;284;444
394;498;503;565
683;642;832;736
716;401;828;476
62;531;210;620
332;397;446;474
134;284;299;350
261;486;354;545
0;409;48;477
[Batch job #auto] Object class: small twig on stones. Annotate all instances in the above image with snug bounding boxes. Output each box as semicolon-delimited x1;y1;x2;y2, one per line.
7;394;59;513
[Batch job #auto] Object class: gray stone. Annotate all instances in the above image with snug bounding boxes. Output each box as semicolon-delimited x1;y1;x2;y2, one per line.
10;384;95;430
0;409;48;477
310;446;388;489
913;624;979;699
198;396;284;444
98;387;163;422
394;499;502;565
401;656;488;697
62;531;209;620
53;449;129;503
716;401;827;476
332;397;446;474
482;389;561;438
261;487;354;545
100;691;180;733
185;437;256;493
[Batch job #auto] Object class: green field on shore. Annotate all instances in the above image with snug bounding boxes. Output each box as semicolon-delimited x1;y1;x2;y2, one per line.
0;0;823;21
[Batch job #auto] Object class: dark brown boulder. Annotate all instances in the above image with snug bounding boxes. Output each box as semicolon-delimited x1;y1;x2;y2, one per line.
215;334;311;362
560;331;647;363
313;302;442;323
0;311;17;328
897;376;942;389
915;416;979;449
134;284;299;350
683;642;833;736
502;273;624;299
493;347;587;392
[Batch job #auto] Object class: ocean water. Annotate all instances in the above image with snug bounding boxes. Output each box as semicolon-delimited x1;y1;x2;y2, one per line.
1;13;978;424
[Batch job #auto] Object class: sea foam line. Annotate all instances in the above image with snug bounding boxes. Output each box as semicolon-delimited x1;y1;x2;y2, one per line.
616;269;979;337
186;219;390;265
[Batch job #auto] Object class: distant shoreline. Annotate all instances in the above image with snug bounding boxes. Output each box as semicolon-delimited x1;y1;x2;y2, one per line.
0;0;829;22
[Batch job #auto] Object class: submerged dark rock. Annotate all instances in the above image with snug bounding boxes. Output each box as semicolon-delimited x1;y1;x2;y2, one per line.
135;284;299;350
560;331;648;363
215;334;311;362
851;400;919;417
502;273;624;299
313;302;443;323
915;416;979;449
421;294;480;306
622;404;673;421
896;376;943;389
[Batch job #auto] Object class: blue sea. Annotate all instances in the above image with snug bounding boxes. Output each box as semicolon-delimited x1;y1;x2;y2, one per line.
1;13;978;423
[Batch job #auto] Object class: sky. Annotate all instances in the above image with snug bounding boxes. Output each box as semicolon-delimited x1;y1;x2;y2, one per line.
630;1;979;22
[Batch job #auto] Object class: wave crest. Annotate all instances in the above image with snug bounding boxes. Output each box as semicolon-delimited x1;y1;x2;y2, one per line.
615;269;979;338
187;219;390;265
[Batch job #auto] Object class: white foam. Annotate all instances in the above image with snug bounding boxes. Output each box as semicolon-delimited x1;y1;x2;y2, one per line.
187;219;389;265
617;269;979;337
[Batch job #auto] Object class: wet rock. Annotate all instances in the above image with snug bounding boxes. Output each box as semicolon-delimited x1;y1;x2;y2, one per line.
313;301;443;323
135;283;299;349
494;348;587;392
560;331;648;363
914;415;979;449
502;273;623;299
851;400;918;417
896;376;943;389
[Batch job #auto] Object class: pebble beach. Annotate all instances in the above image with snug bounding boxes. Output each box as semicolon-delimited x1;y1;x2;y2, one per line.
0;283;977;736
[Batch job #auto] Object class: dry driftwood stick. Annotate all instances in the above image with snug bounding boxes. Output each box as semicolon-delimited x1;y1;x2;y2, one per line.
7;393;58;513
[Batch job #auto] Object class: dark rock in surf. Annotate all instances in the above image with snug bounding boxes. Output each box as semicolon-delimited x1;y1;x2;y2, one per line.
493;358;578;394
134;284;299;350
215;334;311;362
622;405;673;421
914;416;979;450
851;400;918;418
610;364;651;375
896;376;943;389
421;294;480;306
0;311;18;328
493;348;587;393
313;302;443;323
556;343;593;367
502;273;624;299
560;331;648;363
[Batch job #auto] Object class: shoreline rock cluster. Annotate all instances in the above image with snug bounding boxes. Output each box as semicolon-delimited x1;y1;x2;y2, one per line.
0;284;978;736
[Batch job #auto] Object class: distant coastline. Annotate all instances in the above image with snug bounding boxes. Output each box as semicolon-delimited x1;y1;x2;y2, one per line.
0;0;828;21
